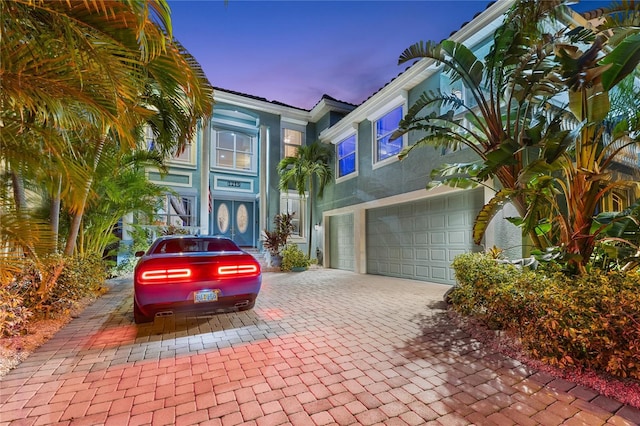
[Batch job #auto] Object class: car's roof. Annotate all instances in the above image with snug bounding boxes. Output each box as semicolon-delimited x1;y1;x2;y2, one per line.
154;235;232;241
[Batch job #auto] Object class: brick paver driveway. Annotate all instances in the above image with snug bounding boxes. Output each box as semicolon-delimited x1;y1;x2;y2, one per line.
1;269;639;425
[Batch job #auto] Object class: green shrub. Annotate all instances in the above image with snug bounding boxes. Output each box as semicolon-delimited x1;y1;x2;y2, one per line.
280;244;310;271
0;289;32;337
450;252;640;380
9;254;107;315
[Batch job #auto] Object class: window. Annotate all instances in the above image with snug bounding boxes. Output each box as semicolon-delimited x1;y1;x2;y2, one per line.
280;192;306;238
374;105;404;163
155;195;196;227
612;193;623;211
283;128;303;158
143;125;194;165
337;134;357;178
171;142;193;164
212;130;256;172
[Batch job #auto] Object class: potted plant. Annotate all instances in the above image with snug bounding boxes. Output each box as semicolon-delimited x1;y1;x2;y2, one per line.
262;213;294;267
280;244;311;272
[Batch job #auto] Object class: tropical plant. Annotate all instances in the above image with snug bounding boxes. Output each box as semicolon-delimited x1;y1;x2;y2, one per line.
262;213;295;257
280;244;311;272
75;147;169;257
0;0;213;301
1;0;213;267
277;141;333;257
393;0;640;274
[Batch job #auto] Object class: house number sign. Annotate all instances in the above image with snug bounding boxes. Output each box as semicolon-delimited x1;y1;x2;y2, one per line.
226;180;241;188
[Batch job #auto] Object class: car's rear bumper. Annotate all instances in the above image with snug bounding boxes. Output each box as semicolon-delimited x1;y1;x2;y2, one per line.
136;292;258;319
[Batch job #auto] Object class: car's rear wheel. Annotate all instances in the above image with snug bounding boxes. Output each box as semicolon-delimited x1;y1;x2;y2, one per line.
133;299;152;324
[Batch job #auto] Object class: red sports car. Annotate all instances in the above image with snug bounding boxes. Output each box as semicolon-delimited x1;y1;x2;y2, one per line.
133;235;262;324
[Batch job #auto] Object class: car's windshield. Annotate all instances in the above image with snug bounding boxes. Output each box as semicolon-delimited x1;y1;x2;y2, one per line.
152;238;241;254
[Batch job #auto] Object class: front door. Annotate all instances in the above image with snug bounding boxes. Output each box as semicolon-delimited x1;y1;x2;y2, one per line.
213;200;254;247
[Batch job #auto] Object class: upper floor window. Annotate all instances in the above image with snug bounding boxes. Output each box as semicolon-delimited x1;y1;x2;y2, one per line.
144;125;194;165
337;134;357;179
212;129;256;172
171;142;193;164
283;128;303;158
374;105;403;163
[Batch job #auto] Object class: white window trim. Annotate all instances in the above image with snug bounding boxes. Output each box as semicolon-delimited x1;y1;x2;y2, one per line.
168;138;197;168
282;126;305;159
371;101;408;170
335;131;359;183
210;129;258;175
146;169;193;188
280;190;307;242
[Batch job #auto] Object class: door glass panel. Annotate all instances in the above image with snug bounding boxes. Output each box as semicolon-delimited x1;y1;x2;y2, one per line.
217;204;229;233
237;204;249;233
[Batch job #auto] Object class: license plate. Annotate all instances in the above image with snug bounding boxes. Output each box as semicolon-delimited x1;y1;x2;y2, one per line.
195;290;218;303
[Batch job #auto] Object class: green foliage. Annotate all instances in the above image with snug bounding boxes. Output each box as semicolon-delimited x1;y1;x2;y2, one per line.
159;224;191;236
450;253;640;379
8;254;107;315
280;244;311;272
278;141;333;258
396;0;640;275
262;213;295;256
0;289;32;337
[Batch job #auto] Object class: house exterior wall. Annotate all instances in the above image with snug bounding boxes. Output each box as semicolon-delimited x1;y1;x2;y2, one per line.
125;0;638;282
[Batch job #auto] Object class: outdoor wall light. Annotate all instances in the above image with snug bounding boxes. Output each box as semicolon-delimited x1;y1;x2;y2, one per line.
314;223;321;231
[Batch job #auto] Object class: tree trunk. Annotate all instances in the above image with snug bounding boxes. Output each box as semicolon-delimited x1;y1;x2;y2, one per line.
64;134;107;256
11;170;27;211
50;175;62;252
307;180;314;259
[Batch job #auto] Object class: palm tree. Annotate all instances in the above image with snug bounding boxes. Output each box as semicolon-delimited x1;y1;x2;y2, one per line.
1;0;213;258
393;0;640;273
277;141;333;258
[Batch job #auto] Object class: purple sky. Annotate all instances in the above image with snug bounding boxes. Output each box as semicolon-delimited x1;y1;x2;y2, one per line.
169;0;610;110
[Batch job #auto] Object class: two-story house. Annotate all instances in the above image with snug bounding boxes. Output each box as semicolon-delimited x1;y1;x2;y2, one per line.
129;0;639;285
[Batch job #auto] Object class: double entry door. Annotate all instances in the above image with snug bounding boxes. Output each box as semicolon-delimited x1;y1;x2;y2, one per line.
213;200;254;247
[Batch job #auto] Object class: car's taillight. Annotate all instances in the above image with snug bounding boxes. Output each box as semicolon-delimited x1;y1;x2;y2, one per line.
140;268;192;282
215;263;260;278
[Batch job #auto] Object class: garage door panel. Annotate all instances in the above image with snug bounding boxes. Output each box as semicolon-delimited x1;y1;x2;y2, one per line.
330;214;355;271
430;249;446;261
430;232;446;244
448;231;466;244
448;212;466;227
429;215;446;228
414;233;428;245
416;249;429;260
416;266;430;279
402;248;414;260
366;189;482;285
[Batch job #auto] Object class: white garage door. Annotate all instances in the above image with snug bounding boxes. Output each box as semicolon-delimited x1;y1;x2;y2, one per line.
366;190;482;285
329;214;355;271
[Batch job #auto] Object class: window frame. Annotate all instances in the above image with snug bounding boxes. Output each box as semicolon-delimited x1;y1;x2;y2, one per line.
154;194;197;228
283;128;304;158
280;191;306;241
335;132;358;183
211;129;257;174
144;125;196;167
372;103;406;169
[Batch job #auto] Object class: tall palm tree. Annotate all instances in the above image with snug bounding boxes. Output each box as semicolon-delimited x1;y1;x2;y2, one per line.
1;0;213;258
277;141;333;258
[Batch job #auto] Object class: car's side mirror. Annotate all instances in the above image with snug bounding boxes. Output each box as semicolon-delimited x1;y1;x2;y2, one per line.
135;250;145;257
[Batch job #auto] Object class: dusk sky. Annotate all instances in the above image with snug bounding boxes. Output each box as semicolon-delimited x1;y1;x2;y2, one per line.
169;0;609;110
